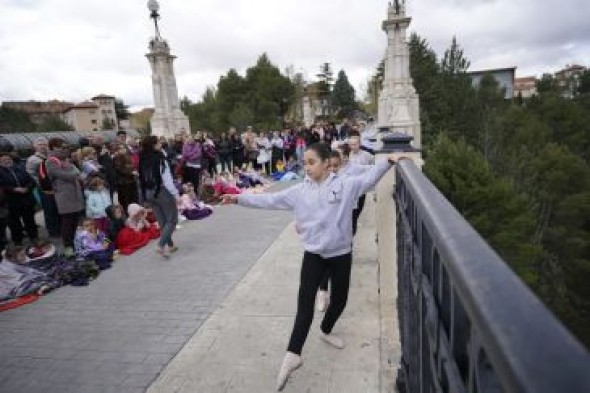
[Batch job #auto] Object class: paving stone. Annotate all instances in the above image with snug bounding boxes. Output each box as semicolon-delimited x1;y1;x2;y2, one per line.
0;184;294;393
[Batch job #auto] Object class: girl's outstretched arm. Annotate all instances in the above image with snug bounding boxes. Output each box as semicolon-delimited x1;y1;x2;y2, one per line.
221;184;299;210
348;155;410;198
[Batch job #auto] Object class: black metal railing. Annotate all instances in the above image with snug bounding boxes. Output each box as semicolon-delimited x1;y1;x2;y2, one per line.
394;159;590;393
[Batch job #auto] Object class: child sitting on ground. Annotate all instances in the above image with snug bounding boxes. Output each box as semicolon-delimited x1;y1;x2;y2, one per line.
85;176;112;233
74;218;114;270
0;246;54;300
113;204;160;255
127;203;151;232
178;183;213;220
213;172;242;196
105;205;126;243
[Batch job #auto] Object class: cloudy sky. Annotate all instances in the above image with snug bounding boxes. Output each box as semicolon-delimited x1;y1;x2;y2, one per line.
1;0;588;110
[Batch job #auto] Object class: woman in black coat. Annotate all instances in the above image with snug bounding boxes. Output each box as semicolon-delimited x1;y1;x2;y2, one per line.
0;153;38;245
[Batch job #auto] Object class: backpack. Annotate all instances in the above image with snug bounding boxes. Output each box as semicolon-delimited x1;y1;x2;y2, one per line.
38;159;53;192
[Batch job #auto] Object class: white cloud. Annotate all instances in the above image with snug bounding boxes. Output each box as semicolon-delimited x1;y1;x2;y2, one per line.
0;0;588;108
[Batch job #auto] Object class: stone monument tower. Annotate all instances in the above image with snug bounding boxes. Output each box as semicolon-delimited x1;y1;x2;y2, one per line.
377;0;421;148
146;0;190;138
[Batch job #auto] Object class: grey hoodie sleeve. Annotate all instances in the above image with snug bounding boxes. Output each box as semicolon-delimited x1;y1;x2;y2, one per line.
237;184;299;210
347;160;392;199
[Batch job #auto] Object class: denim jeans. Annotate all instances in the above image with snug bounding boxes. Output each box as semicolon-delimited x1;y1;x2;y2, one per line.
145;188;178;249
296;145;305;168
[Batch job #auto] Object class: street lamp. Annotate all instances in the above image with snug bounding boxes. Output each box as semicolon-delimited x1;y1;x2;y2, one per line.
147;0;162;39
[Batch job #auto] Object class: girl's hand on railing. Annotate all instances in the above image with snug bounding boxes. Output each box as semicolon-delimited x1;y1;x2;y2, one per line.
387;154;412;164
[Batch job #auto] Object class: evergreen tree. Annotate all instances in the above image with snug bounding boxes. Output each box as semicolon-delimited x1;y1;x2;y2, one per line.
441;36;470;75
228;102;254;131
216;69;247;128
37;115;74;132
577;69;590;95
244;53;295;129
424;134;541;284
0;106;36;133
331;70;356;118
114;98;130;120
536;73;560;95
316;62;334;116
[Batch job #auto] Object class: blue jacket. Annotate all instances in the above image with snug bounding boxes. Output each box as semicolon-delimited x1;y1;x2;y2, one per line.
85;189;112;218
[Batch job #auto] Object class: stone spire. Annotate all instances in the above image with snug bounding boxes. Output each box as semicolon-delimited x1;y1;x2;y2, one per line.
377;0;421;148
146;1;190;138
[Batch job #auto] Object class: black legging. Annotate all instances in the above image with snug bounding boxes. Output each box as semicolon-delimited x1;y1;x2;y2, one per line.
184;166;202;191
287;251;352;355
60;211;83;248
219;154;232;173
319;194;366;291
7;202;38;245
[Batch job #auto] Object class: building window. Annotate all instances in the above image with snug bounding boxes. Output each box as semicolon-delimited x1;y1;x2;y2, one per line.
91;119;97;124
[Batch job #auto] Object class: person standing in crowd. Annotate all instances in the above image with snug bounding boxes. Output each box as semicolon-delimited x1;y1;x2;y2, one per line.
270;131;284;173
0;152;39;246
229;127;244;171
0;188;8;256
310;124;322;144
256;131;271;175
181;133;203;191
25;137;61;237
113;143;139;213
282;128;296;163
339;118;351;140
322;123;336;146
139;136;180;257
295;128;306;168
116;130;131;154
346;133;375;241
202;132;218;177
316;143;372;312
94;141;117;201
45;138;85;256
243;127;259;170
217;132;232;173
221;142;405;391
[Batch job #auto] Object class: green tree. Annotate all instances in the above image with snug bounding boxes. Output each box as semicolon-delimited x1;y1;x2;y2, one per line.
424;134;541;283
183;88;220;133
475;73;507;160
577;69;590;95
101;118;116;130
441;36;470;75
216;68;247;128
536;73;560;95
37;115;74;132
316;62;334;116
114;98;130;120
409;33;439;147
229;102;254;131
0;106;36;133
331;70;356;118
243;53;295;129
